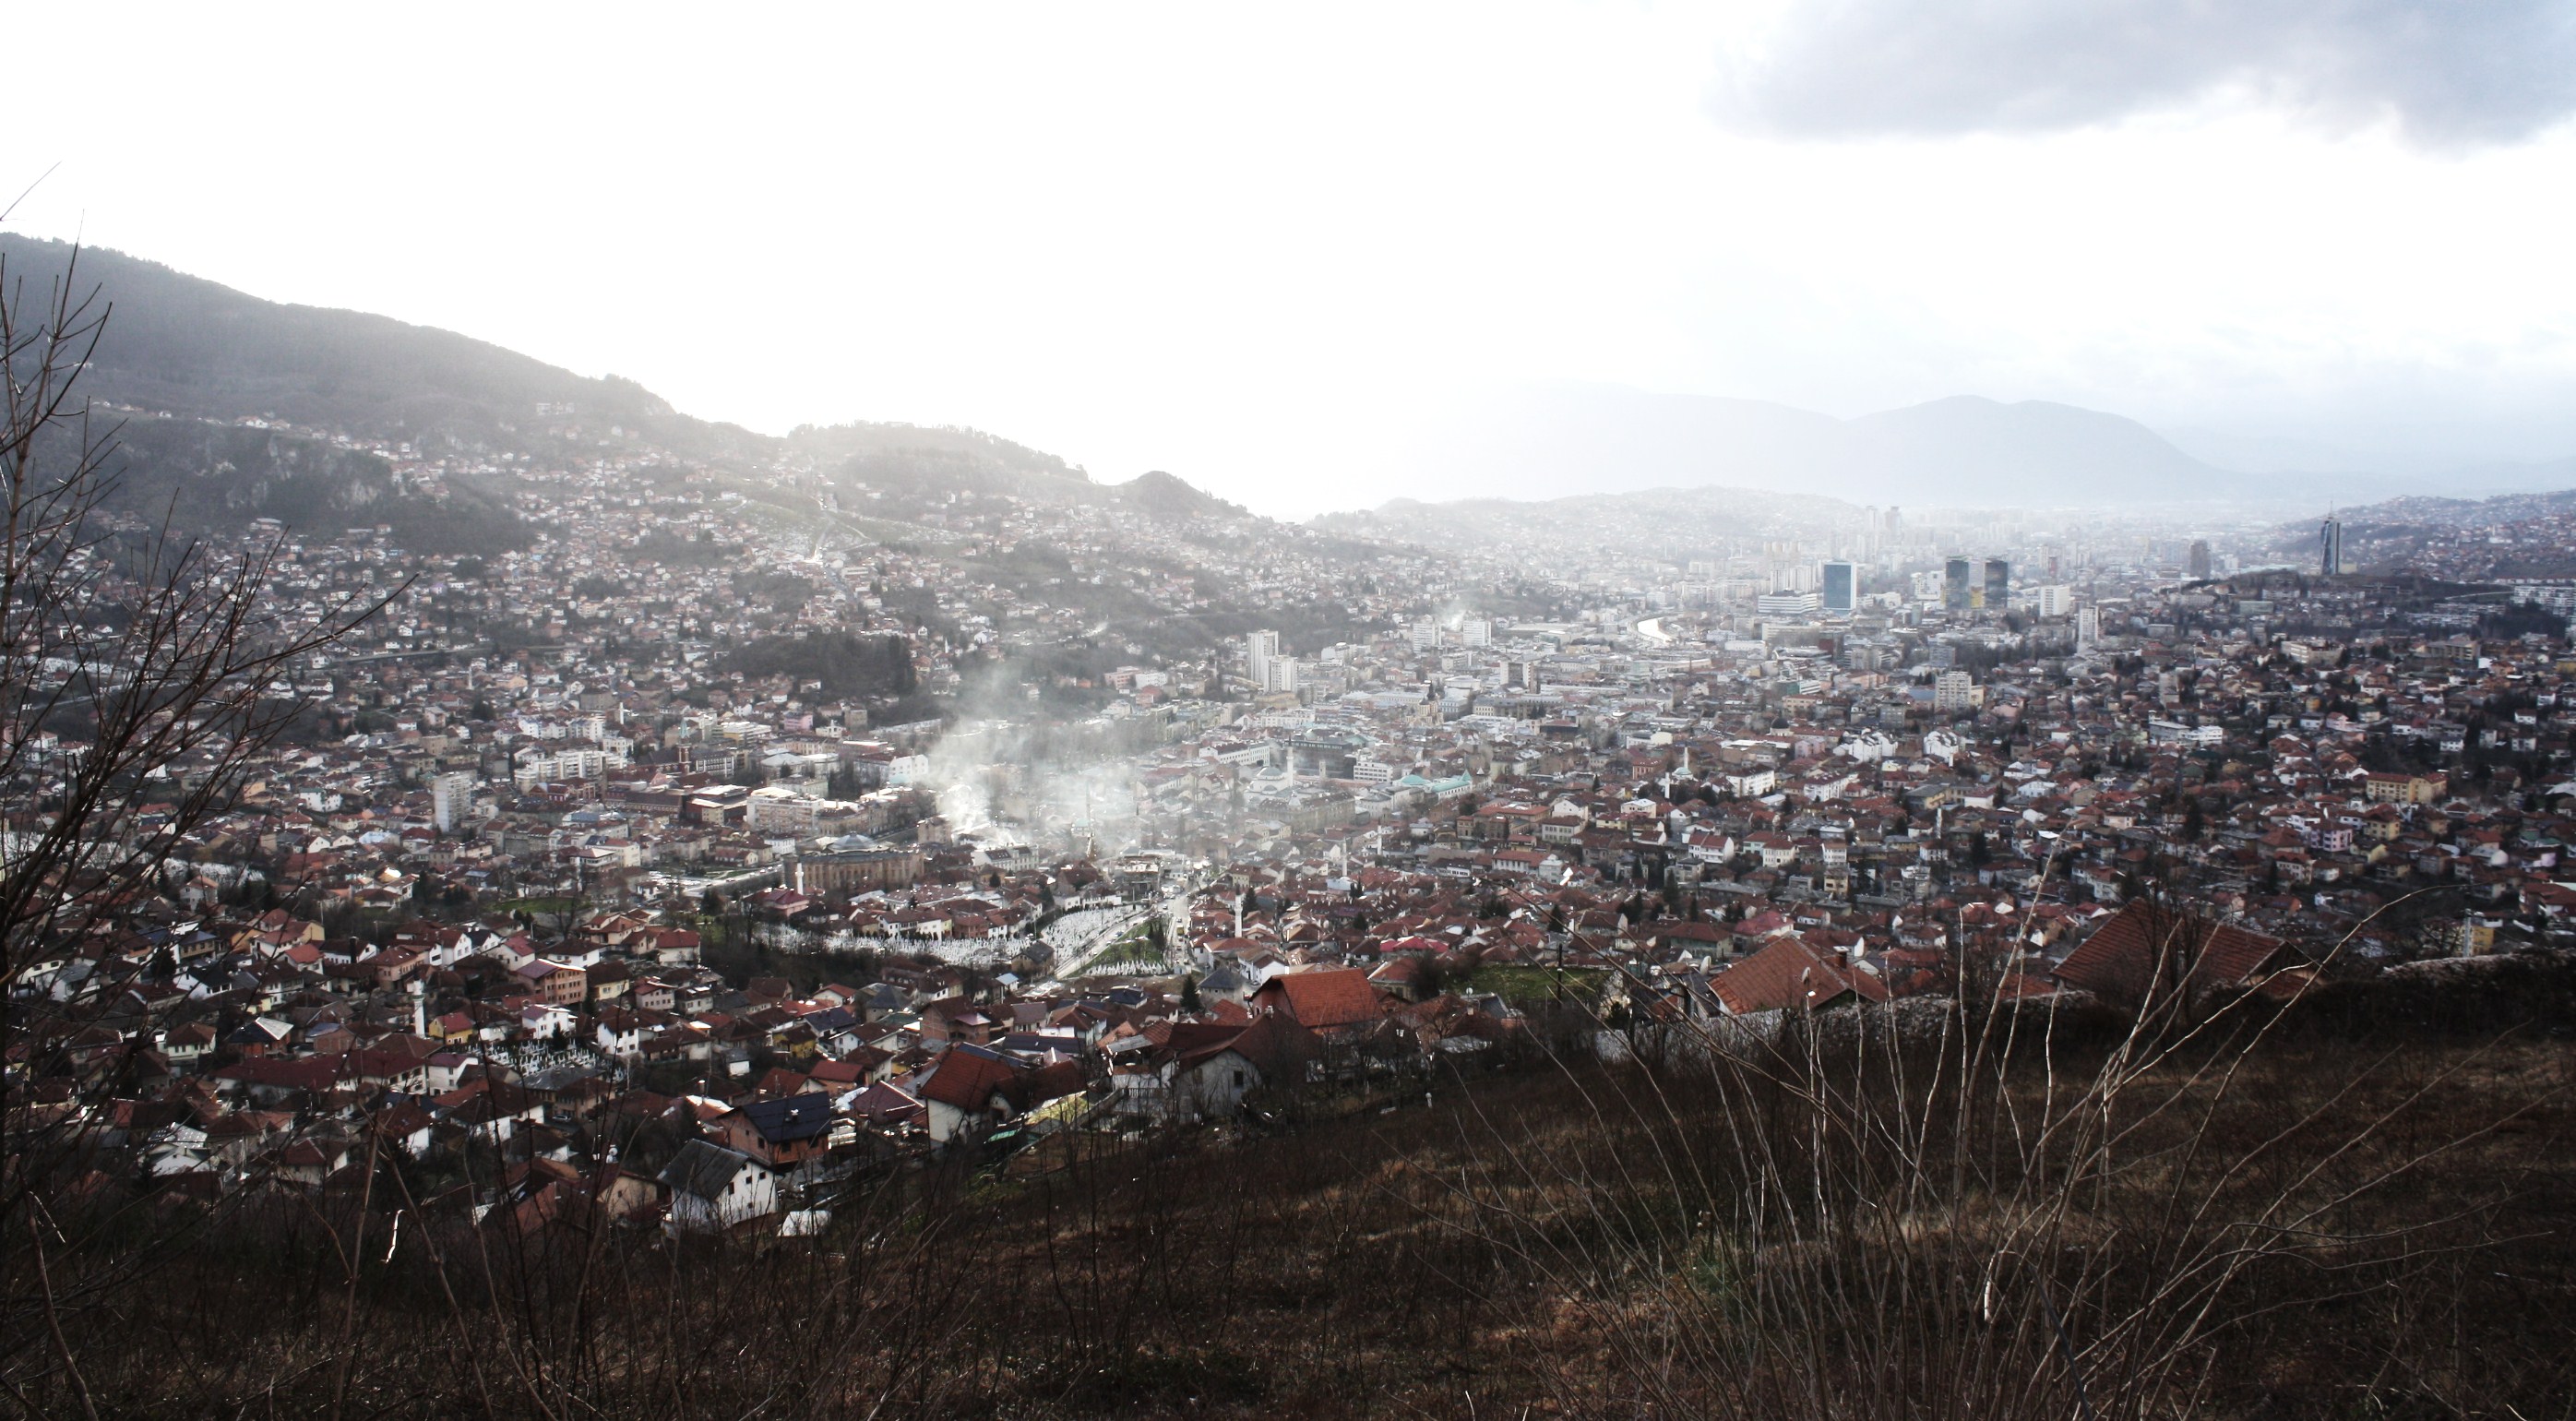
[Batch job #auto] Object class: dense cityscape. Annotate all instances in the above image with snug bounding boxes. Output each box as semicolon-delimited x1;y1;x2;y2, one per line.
18;384;2573;1236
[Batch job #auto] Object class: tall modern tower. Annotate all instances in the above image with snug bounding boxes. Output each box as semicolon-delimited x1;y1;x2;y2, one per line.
1944;556;1973;614
2188;541;2212;580
1821;561;1855;614
1983;558;2010;611
2320;517;2343;577
1245;630;1280;687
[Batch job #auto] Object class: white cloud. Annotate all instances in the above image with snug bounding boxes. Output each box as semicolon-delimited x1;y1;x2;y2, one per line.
1717;0;2576;148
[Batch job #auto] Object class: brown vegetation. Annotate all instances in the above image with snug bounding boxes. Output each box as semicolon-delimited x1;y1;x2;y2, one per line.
7;970;2570;1420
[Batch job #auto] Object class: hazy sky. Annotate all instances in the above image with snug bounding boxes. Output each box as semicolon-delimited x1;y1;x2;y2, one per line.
10;3;2576;515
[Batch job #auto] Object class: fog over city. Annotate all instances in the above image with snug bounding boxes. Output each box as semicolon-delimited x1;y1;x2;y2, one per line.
12;3;2576;515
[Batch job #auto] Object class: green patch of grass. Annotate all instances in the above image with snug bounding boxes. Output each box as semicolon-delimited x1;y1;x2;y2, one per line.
1462;963;1607;1009
827;510;969;551
1088;923;1169;971
1038;1345;1269;1411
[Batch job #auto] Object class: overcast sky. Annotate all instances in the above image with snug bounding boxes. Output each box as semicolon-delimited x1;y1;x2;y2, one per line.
10;2;2576;515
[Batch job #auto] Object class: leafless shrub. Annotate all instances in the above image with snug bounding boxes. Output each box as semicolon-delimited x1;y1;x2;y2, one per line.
1;233;394;1413
1434;914;2570;1419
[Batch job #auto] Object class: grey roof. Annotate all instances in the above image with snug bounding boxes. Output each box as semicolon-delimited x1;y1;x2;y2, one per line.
737;1093;835;1144
660;1140;760;1202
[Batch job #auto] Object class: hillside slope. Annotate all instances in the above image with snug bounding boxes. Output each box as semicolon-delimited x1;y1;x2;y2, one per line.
0;236;1241;549
0;235;686;448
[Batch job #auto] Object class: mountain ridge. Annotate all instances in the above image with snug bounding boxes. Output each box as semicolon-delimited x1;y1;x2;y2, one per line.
0;234;1242;540
1371;381;2238;508
17;235;2571;524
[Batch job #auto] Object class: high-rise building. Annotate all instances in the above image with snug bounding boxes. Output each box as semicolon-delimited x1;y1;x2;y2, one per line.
2320;517;2343;576
1821;561;1855;614
2077;606;2101;650
1410;619;1442;651
2036;584;2074;617
1984;558;2010;611
432;771;477;833
1944;556;1974;614
1246;630;1281;688
2188;540;2212;580
1933;670;1977;712
1460;617;1491;648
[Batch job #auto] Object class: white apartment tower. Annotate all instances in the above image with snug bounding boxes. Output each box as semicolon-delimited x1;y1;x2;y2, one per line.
1246;630;1297;695
431;771;477;833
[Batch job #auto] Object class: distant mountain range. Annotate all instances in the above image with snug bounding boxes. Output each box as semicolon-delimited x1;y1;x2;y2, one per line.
1351;381;2576;515
10;234;2570;531
1370;384;2221;508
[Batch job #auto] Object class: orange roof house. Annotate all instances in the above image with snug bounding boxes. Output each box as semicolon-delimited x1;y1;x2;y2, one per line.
1247;967;1385;1033
2049;900;2307;1006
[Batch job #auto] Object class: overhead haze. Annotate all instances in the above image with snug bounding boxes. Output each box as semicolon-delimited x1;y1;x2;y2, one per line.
7;3;2575;516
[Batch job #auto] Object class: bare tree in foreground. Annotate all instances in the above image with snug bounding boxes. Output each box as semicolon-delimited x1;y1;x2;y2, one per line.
1;233;395;1404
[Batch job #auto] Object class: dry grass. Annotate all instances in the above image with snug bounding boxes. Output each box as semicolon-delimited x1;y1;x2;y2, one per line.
6;981;2573;1419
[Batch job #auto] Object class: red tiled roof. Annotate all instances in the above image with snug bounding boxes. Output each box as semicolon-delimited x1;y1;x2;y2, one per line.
1711;936;1889;1015
2049;900;2295;1001
1251;968;1384;1030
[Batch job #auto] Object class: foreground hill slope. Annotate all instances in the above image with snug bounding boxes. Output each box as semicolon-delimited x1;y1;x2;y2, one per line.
18;961;2572;1420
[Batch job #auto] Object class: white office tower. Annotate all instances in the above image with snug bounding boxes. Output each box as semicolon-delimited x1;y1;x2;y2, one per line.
2036;584;2074;617
1411;618;1443;650
1246;629;1282;688
1262;655;1300;694
432;771;477;832
1460;617;1492;648
2077;606;2101;650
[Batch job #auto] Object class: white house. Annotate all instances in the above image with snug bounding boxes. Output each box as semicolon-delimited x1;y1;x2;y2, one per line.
660;1140;775;1233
